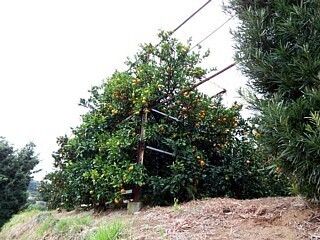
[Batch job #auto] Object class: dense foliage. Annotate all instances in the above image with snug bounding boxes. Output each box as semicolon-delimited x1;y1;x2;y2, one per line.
226;0;320;198
0;137;39;228
39;32;288;211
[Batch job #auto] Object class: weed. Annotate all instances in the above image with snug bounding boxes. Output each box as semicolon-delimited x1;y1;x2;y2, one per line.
158;226;169;240
90;220;123;240
26;202;47;211
1;209;40;229
141;224;151;230
54;214;93;237
173;198;180;212
125;216;137;239
289;182;300;196
36;213;56;238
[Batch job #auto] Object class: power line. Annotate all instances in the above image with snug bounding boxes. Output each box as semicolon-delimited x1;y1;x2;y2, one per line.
156;62;237;107
191;15;235;50
128;1;213;71
171;0;212;35
118;2;237;125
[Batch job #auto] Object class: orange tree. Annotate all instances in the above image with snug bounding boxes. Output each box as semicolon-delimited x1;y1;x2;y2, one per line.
39;31;288;210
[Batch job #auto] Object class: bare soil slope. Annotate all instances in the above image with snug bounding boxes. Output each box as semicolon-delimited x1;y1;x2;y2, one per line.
127;196;319;239
1;196;319;240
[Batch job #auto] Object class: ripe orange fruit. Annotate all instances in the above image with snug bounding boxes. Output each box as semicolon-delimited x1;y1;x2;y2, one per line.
121;188;126;194
254;131;261;137
200;160;205;167
114;198;119;204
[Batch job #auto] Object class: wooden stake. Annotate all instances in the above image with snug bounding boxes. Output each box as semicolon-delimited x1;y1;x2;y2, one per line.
134;109;147;202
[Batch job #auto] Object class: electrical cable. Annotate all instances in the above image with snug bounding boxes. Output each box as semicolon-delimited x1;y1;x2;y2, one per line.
191;15;235;50
118;2;237;125
155;62;237;107
171;0;212;35
127;1;213;72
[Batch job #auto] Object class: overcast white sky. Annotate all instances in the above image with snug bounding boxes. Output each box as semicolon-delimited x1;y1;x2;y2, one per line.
0;0;247;180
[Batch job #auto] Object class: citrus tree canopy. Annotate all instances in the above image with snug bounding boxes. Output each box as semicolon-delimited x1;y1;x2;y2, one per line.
39;32;288;210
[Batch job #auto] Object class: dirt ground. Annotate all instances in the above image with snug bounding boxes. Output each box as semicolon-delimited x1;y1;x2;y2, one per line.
2;196;319;240
96;196;320;240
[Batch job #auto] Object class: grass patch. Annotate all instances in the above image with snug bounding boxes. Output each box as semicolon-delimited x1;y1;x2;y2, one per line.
1;209;40;230
0;209;53;240
89;220;123;240
1;210;95;240
36;212;56;238
54;213;94;238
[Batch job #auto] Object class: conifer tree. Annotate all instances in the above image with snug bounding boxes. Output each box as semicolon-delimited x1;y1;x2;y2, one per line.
227;0;320;198
0;137;39;228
